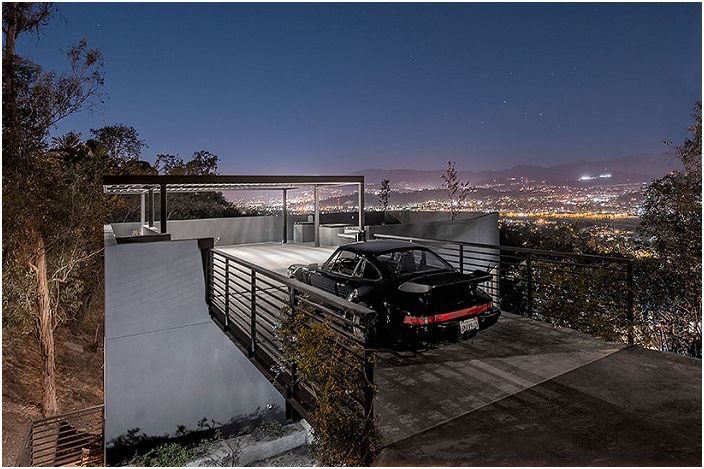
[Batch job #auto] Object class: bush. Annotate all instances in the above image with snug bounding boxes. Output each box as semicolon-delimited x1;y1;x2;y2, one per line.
127;442;201;467
277;306;378;465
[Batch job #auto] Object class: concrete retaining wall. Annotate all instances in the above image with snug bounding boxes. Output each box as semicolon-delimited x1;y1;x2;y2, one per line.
104;239;283;444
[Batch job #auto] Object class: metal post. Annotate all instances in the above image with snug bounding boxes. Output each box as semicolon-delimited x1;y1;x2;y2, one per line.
358;182;365;230
314;185;320;247
206;249;213;310
250;271;257;357
459;244;464;273
207;251;213;314
627;260;635;346
224;258;230;328
147;189;154;228
363;314;375;428
282;189;288;244
286;287;299;422
526;254;533;317
140;193;145;234
159;184;167;234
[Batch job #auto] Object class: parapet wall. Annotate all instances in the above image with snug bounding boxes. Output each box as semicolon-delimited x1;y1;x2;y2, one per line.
110;215;283;246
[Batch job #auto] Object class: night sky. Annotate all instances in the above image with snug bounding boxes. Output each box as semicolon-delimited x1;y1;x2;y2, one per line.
16;2;702;173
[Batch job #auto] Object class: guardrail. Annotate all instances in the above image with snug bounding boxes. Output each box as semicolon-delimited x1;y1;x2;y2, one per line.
207;249;377;422
372;233;635;345
19;405;104;467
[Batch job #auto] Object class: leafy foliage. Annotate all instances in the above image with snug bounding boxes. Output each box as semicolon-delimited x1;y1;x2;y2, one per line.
638;102;702;356
504;256;631;343
89;124;146;162
277;306;378;466
154;150;242;220
127;442;201;467
3;3;107;415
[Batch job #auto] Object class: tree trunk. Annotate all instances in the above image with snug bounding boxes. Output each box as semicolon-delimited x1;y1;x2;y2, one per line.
34;232;57;417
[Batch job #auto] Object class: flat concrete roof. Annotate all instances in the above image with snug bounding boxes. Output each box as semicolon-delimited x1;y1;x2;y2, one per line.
102;174;365;194
214;242;336;274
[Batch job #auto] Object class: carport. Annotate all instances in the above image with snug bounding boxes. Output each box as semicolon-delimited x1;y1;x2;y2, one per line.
102;175;365;247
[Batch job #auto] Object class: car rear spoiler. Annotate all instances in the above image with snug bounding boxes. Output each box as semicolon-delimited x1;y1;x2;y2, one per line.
399;270;493;294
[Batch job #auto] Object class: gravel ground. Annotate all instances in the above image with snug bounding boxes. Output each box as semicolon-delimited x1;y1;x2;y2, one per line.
248;444;316;466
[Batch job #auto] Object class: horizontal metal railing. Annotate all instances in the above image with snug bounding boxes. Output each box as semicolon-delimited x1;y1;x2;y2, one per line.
23;405;104;467
372;233;635;345
208;249;377;421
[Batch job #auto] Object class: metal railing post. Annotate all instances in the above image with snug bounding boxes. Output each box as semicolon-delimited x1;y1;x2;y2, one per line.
626;260;635;346
362;313;375;432
207;251;213;313
286;287;298;421
459;244;464;273
224;257;230;329
250;270;257;357
526;253;533;317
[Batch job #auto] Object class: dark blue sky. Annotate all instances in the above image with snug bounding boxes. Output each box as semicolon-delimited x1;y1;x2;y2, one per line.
17;2;702;173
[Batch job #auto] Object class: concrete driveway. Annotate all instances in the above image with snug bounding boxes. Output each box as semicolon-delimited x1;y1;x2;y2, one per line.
374;315;701;466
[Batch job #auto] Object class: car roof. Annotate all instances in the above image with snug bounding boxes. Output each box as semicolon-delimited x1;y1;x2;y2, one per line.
339;239;426;255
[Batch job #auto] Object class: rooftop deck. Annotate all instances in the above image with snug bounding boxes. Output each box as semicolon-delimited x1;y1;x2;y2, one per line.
211;242;701;466
214;242;335;274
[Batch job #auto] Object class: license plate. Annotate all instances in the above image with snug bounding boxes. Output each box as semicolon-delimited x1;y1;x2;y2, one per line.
459;317;479;334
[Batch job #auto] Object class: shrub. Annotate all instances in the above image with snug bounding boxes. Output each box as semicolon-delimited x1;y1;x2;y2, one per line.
277;306;378;465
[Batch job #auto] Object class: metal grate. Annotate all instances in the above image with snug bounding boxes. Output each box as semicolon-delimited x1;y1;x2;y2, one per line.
26;405;104;467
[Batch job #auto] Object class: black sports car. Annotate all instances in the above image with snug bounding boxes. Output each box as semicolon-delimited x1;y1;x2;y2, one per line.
287;240;500;344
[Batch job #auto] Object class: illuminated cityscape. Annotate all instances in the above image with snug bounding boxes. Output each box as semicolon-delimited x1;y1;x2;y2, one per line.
227;178;646;220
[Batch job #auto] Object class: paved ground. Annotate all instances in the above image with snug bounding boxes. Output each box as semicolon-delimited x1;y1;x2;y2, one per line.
375;346;701;466
375;313;624;444
374;312;625;445
248;445;315;466
215;242;335;274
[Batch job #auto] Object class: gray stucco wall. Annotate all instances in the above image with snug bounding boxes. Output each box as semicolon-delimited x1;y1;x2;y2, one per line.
367;212;501;300
110;215;284;246
366;212;499;246
104;239;283;444
111;211;494;247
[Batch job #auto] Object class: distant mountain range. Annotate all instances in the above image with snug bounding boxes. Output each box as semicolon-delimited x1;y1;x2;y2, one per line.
353;153;682;187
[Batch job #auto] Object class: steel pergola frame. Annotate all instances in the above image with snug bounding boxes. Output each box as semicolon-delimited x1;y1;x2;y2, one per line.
102;175;365;245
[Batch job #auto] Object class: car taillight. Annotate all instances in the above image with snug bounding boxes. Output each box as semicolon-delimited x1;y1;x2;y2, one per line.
403;303;492;326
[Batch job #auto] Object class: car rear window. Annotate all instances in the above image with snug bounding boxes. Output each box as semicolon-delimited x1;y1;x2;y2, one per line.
377;249;452;276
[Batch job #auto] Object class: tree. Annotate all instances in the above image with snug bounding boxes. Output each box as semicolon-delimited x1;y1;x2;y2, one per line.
378;179;391;223
639;102;702;356
155;150;218;176
154;153;185;175
440;160;471;220
89;124;146;163
2;3;104;416
155;151;240;220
